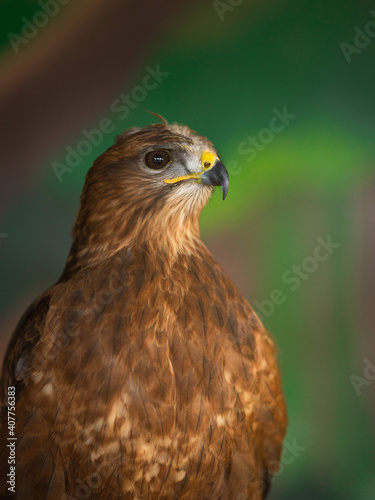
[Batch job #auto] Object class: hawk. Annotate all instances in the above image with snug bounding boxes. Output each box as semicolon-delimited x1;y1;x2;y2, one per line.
0;117;287;499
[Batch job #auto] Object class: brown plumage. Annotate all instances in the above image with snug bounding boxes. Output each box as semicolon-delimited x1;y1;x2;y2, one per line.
0;119;287;499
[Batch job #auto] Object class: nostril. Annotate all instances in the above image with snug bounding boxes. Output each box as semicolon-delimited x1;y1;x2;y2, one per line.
204;162;211;169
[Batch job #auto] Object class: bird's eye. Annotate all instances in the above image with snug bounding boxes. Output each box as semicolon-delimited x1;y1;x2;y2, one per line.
145;150;171;170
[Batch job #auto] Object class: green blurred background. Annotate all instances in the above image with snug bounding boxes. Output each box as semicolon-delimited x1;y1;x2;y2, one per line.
0;1;374;498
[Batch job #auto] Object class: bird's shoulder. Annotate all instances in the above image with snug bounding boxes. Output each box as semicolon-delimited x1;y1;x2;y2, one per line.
0;291;56;403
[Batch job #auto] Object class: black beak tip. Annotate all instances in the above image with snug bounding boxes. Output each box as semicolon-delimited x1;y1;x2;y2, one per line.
218;163;229;201
222;172;229;201
202;159;229;201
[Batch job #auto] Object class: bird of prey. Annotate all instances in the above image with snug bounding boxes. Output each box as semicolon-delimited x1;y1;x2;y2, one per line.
0;117;287;499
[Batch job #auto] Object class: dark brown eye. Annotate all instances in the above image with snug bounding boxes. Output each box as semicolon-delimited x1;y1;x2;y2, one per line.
145;150;171;170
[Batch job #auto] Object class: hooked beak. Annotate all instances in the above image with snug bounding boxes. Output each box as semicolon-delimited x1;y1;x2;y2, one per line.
200;158;229;201
164;150;229;200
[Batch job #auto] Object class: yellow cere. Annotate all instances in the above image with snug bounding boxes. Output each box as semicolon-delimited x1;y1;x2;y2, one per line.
201;151;219;170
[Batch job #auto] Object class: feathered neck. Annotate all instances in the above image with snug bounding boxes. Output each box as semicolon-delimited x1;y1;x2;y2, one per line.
59;183;208;282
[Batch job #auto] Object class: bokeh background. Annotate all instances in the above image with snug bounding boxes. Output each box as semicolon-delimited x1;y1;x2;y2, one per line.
1;1;374;498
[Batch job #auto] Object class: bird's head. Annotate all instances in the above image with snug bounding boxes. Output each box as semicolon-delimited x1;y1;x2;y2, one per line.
66;116;229;274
